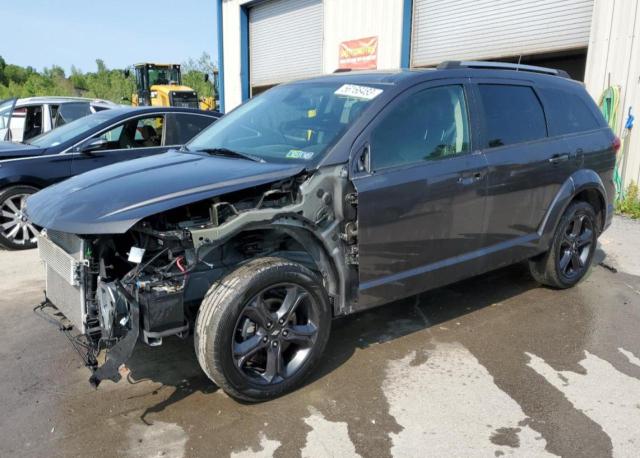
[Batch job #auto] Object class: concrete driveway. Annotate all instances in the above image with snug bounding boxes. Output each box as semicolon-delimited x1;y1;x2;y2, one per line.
0;216;639;458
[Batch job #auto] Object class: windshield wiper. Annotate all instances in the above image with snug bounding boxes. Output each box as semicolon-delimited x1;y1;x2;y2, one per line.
198;147;264;163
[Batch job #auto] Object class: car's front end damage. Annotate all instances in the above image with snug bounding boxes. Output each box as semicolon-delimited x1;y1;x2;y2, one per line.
29;154;357;387
25;78;387;398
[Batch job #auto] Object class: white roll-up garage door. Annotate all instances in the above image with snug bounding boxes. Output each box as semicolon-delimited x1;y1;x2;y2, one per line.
411;0;594;67
249;0;323;88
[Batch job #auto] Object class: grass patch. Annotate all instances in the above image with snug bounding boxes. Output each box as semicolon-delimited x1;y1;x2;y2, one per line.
616;182;640;219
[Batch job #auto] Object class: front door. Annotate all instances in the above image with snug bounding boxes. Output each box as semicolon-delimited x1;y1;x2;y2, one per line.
352;82;488;309
71;115;167;175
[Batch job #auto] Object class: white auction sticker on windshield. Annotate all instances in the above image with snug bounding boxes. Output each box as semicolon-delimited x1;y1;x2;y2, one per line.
286;149;315;160
334;84;383;100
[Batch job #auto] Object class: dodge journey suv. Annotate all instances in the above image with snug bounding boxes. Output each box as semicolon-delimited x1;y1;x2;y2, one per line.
27;61;616;401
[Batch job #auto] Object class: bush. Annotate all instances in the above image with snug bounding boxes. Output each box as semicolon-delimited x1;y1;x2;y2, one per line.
616;182;640;218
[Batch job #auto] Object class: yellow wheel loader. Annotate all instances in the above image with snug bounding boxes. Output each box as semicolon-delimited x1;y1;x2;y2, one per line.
126;63;216;111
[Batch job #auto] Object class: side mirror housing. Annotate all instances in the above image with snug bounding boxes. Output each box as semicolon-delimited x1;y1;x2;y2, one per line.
204;73;210;83
123;69;131;78
81;138;109;153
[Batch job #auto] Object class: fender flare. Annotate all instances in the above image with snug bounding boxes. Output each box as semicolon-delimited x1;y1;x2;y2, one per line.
271;220;344;313
538;169;607;248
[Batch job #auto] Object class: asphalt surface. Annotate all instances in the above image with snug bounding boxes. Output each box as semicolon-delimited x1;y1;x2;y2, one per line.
0;216;639;458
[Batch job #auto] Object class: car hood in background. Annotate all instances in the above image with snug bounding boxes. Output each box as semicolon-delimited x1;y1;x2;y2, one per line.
0;141;44;159
26;150;304;234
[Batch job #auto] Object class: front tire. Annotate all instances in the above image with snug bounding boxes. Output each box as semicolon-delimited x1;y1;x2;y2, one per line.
0;185;39;250
529;201;598;288
195;257;331;402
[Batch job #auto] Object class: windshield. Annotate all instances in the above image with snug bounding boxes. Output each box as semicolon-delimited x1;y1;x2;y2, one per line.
53;102;92;128
0;98;17;141
187;82;382;163
149;67;181;86
28;110;116;148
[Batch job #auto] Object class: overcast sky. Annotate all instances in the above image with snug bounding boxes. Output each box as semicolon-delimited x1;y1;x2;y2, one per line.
1;0;218;72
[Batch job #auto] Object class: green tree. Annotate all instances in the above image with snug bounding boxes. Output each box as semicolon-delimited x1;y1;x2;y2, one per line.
182;52;218;100
0;56;6;85
70;66;89;92
0;55;211;105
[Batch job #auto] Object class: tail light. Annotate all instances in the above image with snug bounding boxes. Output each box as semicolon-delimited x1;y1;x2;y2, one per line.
612;136;621;153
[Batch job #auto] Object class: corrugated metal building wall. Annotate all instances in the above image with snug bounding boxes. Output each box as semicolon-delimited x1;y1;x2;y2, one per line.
220;0;596;111
217;0;640;190
249;0;323;87
323;0;405;73
218;0;406;110
411;0;594;67
584;0;640;189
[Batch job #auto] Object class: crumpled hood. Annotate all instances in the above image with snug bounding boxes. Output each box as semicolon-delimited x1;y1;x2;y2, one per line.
26;150;304;234
0;141;43;159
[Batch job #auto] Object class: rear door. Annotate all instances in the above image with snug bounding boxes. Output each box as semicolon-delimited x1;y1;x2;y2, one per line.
473;80;571;264
353;80;488;308
71;114;168;175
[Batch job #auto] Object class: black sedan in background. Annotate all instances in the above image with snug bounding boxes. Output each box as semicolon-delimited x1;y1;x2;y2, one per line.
0;107;220;249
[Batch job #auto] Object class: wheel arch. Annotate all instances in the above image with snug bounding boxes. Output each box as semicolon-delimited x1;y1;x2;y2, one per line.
215;219;345;316
538;169;608;248
0;176;46;192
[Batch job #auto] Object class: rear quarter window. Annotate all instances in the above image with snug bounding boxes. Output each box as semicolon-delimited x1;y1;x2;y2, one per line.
165;113;217;145
539;87;601;136
477;84;547;148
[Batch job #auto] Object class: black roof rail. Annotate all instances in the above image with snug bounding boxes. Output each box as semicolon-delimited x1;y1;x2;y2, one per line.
437;60;571;78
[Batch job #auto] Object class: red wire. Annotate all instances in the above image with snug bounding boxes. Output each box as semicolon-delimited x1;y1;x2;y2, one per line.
176;256;186;273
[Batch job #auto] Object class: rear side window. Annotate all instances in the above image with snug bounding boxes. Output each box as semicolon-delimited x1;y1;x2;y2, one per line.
540;87;600;136
371;85;470;170
165;113;217;145
478;84;547;148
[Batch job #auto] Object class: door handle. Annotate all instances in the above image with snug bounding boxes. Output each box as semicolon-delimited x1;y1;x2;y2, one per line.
549;153;569;164
457;171;484;185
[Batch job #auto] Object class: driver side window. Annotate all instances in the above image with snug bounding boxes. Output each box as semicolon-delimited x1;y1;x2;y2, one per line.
91;116;164;150
371;85;470;170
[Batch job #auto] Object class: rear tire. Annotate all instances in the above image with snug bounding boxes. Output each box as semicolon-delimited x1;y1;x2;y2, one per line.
529;201;598;288
0;185;39;250
195;257;331;402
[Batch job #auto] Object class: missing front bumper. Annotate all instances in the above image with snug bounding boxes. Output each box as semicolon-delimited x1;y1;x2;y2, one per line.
35;284;140;388
89;284;140;387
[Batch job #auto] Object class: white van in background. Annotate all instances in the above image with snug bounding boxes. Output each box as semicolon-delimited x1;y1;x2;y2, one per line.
0;96;118;143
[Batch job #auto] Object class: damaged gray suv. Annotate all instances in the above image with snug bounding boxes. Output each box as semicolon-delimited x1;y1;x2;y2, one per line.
27;61;617;401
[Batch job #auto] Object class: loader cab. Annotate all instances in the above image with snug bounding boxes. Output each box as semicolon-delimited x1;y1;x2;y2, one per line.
131;63;194;108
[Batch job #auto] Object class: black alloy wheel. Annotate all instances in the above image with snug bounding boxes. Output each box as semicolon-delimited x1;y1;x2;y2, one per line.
557;212;594;281
195;257;331;402
529;200;598;289
232;283;319;385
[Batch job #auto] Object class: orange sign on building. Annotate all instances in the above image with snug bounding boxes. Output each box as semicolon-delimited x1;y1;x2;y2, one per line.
338;36;378;70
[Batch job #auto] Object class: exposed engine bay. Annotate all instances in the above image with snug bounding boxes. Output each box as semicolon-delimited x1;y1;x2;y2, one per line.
37;165;358;386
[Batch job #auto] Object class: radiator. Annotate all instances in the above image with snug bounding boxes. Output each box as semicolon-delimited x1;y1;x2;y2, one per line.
38;231;87;333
